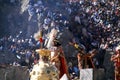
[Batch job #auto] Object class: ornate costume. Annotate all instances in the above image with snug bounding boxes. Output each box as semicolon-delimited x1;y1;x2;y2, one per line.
30;29;59;80
111;45;120;80
50;39;69;79
69;41;96;69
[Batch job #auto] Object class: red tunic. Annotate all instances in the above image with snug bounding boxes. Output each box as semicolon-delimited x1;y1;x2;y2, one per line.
59;56;68;78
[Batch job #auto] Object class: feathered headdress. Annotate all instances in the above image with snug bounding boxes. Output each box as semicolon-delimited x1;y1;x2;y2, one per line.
46;28;58;49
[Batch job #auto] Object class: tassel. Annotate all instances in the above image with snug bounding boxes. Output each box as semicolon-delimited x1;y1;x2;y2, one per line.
39;37;43;43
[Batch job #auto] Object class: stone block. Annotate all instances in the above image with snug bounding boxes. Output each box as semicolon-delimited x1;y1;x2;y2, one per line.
80;68;105;80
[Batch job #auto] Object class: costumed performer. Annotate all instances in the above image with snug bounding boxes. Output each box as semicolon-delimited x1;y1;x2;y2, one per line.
50;38;70;79
111;45;120;80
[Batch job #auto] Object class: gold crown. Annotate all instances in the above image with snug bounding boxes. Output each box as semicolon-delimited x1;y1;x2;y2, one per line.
36;49;51;56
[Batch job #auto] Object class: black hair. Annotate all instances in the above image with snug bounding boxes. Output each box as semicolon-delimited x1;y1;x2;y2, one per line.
53;39;61;47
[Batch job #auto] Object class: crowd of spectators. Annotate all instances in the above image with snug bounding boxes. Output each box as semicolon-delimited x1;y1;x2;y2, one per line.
0;32;40;68
0;0;120;79
27;0;120;50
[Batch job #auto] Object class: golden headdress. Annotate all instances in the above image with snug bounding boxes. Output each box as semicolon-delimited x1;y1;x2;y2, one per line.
36;49;51;56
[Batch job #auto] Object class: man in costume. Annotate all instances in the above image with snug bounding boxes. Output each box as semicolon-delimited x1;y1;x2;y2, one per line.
111;45;120;80
44;28;70;79
50;38;70;79
69;40;97;69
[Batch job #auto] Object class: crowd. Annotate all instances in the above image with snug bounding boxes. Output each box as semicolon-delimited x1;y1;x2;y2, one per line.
0;32;40;68
27;0;120;50
0;0;120;79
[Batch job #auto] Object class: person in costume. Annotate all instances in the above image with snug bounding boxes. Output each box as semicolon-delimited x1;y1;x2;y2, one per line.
69;40;97;69
31;29;60;80
50;38;70;79
111;45;120;80
69;40;85;69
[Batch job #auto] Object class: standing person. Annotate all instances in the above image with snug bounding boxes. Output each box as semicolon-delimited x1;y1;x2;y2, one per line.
111;45;120;80
69;40;86;69
69;40;95;69
50;38;70;79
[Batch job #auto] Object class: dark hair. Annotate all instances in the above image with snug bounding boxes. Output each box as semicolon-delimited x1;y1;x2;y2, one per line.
53;39;61;47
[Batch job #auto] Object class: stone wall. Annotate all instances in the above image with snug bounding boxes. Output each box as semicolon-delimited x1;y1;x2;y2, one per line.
0;66;29;80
